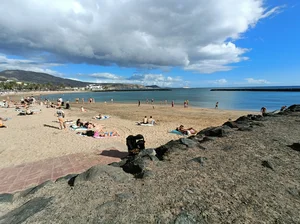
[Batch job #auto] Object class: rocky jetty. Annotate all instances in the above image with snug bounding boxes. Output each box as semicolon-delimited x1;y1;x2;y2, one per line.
1;105;300;223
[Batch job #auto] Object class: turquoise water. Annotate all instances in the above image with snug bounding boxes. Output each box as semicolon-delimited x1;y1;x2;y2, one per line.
41;88;300;111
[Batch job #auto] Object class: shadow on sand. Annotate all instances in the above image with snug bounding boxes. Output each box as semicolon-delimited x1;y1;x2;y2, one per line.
43;124;60;130
98;149;128;158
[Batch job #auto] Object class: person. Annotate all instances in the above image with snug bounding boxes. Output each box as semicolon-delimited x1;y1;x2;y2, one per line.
280;105;287;111
56;107;66;130
76;119;84;127
81;106;86;112
111;98;114;103
75;98;79;104
83;121;95;129
138;100;140;106
65;101;70;109
184;101;187;108
93;114;103;119
172;100;174;107
143;116;148;124
148;116;156;125
176;125;197;135
261;107;267;116
215;102;219;109
25;107;34;115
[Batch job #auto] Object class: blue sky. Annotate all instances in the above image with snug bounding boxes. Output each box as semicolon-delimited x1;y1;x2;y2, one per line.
0;0;299;87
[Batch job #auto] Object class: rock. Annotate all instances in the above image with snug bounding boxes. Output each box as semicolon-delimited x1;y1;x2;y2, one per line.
0;193;13;203
17;180;52;198
199;136;216;143
288;143;300;152
286;188;300;198
262;160;275;171
238;126;253;131
155;140;187;160
74;165;132;185
188;157;207;166
174;212;197;224
115;193;134;202
287;104;300;112
198;126;229;137
0;197;52;224
180;138;199;148
222;145;233;151
222;121;240;128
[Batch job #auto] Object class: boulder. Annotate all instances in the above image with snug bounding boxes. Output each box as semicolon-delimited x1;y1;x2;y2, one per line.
198;126;229;137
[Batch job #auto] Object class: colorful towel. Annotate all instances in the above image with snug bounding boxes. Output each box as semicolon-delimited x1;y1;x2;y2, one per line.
69;125;89;131
96;115;110;120
168;130;186;136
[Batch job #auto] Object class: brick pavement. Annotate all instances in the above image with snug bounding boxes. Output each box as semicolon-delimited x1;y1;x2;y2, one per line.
0;148;128;194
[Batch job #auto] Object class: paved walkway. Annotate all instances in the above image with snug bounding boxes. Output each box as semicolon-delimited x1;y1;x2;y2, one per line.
0;148;128;194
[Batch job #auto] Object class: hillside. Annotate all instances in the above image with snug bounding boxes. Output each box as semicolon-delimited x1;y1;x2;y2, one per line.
0;106;300;223
0;70;160;90
0;70;91;87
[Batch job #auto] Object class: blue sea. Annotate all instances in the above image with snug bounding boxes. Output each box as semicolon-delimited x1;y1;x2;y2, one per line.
41;87;300;112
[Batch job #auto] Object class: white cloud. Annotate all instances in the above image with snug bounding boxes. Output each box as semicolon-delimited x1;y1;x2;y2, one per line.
215;79;228;84
0;54;64;77
0;0;281;73
245;78;270;84
89;73;183;86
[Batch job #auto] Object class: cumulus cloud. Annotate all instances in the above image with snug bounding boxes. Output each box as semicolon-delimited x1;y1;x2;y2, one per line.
0;0;281;73
0;54;64;77
90;73;183;87
245;78;270;84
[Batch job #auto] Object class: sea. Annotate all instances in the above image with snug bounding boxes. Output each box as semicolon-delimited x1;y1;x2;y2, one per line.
41;87;300;112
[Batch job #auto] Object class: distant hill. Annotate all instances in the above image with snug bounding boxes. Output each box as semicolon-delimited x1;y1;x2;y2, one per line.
0;70;91;87
0;70;162;90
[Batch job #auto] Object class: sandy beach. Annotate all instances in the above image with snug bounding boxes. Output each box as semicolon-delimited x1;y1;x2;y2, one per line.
0;99;258;169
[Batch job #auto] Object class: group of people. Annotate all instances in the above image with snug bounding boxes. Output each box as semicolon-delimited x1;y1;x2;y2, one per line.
138;116;156;125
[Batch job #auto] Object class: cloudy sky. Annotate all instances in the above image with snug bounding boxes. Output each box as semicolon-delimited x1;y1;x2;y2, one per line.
0;0;298;87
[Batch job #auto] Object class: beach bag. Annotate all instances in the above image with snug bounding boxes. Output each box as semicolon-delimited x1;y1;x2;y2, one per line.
86;130;95;137
126;134;145;155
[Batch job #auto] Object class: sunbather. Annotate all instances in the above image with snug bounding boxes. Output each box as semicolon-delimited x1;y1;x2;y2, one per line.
176;125;197;135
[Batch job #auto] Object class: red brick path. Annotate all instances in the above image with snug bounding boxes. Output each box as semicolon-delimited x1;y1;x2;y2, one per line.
0;148;127;194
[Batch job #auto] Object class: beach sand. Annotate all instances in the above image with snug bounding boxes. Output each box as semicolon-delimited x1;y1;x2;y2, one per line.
0;100;258;169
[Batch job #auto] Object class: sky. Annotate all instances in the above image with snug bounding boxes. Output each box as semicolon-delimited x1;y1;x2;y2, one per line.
0;0;299;87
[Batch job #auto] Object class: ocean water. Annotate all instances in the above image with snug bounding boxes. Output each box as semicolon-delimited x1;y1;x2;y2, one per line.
41;88;300;112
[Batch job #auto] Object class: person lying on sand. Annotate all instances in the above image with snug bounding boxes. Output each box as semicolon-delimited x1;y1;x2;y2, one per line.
93;114;103;119
176;125;197;135
94;129;119;137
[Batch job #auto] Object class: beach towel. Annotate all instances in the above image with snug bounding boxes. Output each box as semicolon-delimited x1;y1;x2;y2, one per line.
95;115;110;120
168;129;186;136
136;122;154;126
69;124;90;131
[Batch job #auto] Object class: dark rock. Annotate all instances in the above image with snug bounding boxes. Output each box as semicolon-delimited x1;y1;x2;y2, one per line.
74;165;132;185
198;126;229;137
180;138;199;148
199;136;216;143
115;193;134;202
262;160;275;171
174;212;197;224
109;158;129;167
0;197;52;224
222;121;240;128
238;126;253;131
188;157;207;166
0;194;13;203
18;180;52;198
155;140;187;160
287;104;300;112
56;174;77;182
288;143;300;152
286;188;300;198
222;145;233;151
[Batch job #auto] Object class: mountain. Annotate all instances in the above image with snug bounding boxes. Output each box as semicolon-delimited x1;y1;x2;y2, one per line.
0;70;91;87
